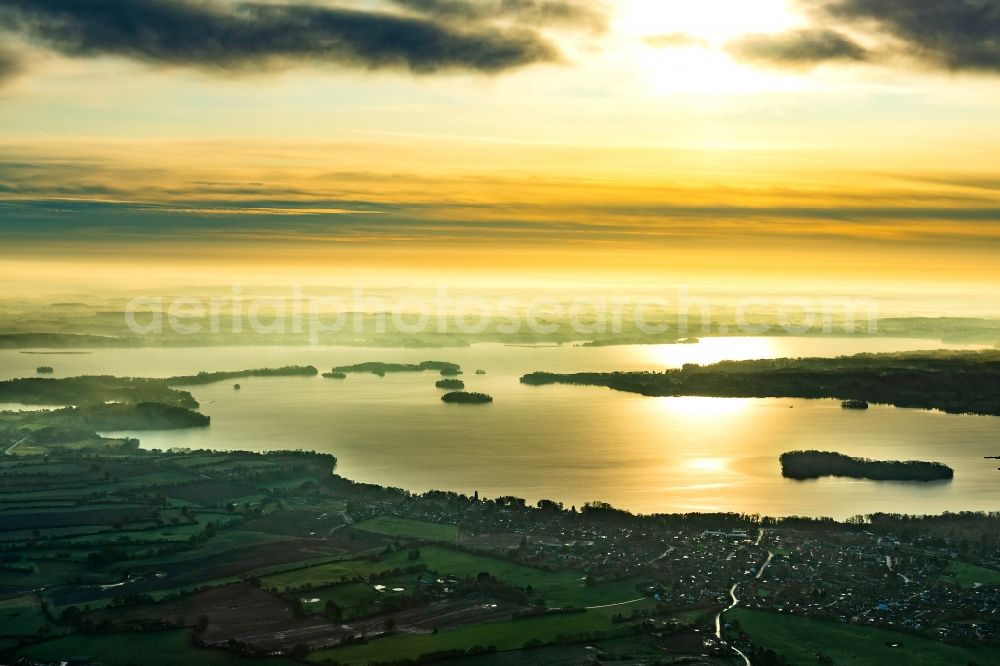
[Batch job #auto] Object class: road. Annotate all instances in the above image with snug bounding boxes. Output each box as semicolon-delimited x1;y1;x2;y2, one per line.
714;583;751;666
583;597;647;610
756;551;775;579
550;597;647;611
4;435;29;456
886;555;912;584
648;546;674;564
712;529;766;666
715;583;740;638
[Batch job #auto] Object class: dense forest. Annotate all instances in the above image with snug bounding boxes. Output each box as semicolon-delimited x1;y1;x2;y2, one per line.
0;366;321;409
0;376;199;408
328;361;461;377
780;451;954;482
166;366;318;385
435;379;465;390
441;391;493;404
521;350;1000;416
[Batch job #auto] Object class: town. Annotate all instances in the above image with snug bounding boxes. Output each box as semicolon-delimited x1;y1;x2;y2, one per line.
2;446;998;666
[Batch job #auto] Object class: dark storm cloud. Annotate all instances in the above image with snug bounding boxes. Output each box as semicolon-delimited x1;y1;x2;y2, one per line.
725;29;868;68
0;0;561;75
809;0;1000;72
644;33;709;49
391;0;606;30
0;45;20;81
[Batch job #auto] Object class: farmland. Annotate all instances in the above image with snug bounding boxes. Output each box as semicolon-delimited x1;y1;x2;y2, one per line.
728;608;1000;666
263;544;647;613
18;629;301;666
0;595;50;638
261;552;420;591
308;603;656;665
356;516;460;543
0;445;705;665
1;407;998;665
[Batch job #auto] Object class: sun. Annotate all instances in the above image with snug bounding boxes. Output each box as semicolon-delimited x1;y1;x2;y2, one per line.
617;0;798;46
614;0;805;95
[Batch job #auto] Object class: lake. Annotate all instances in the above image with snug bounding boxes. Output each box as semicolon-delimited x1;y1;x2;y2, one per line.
2;337;998;519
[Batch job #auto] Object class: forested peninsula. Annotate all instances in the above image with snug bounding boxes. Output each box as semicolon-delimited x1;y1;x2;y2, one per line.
520;351;1000;416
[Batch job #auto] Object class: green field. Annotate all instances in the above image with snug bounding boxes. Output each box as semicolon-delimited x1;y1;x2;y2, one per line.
18;629;300;666
47;520;208;546
300;574;416;619
0;462;85;476
308;603;652;665
0;595;49;637
262;552;418;591
264;545;645;608
408;547;645;608
440;634;668;666
729;608;1000;666
355;516;460;542
0;559;111;593
301;580;397;619
123;528;294;568
938;561;1000;588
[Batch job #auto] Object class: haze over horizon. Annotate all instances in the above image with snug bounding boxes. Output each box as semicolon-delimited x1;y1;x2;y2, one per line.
1;0;999;296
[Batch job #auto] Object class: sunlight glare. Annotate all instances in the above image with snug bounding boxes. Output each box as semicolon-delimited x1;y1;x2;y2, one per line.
617;0;798;46
659;396;755;418
646;337;779;368
616;0;806;95
688;456;730;473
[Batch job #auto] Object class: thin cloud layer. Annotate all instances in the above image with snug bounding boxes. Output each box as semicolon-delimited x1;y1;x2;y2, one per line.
644;33;709;49
0;0;575;77
725;29;867;69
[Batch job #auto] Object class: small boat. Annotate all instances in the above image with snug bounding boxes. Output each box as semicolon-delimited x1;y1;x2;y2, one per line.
841;399;869;410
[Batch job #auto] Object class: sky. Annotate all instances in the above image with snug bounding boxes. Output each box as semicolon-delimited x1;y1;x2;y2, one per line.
1;0;999;296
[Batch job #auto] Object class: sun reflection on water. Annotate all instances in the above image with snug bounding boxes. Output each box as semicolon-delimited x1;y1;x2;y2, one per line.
688;457;730;473
657;395;757;418
644;396;764;504
643;337;779;369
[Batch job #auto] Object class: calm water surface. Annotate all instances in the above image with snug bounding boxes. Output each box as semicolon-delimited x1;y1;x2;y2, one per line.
2;337;997;519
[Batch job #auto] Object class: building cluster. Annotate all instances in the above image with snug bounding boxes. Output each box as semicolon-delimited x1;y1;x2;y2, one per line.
357;493;999;648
